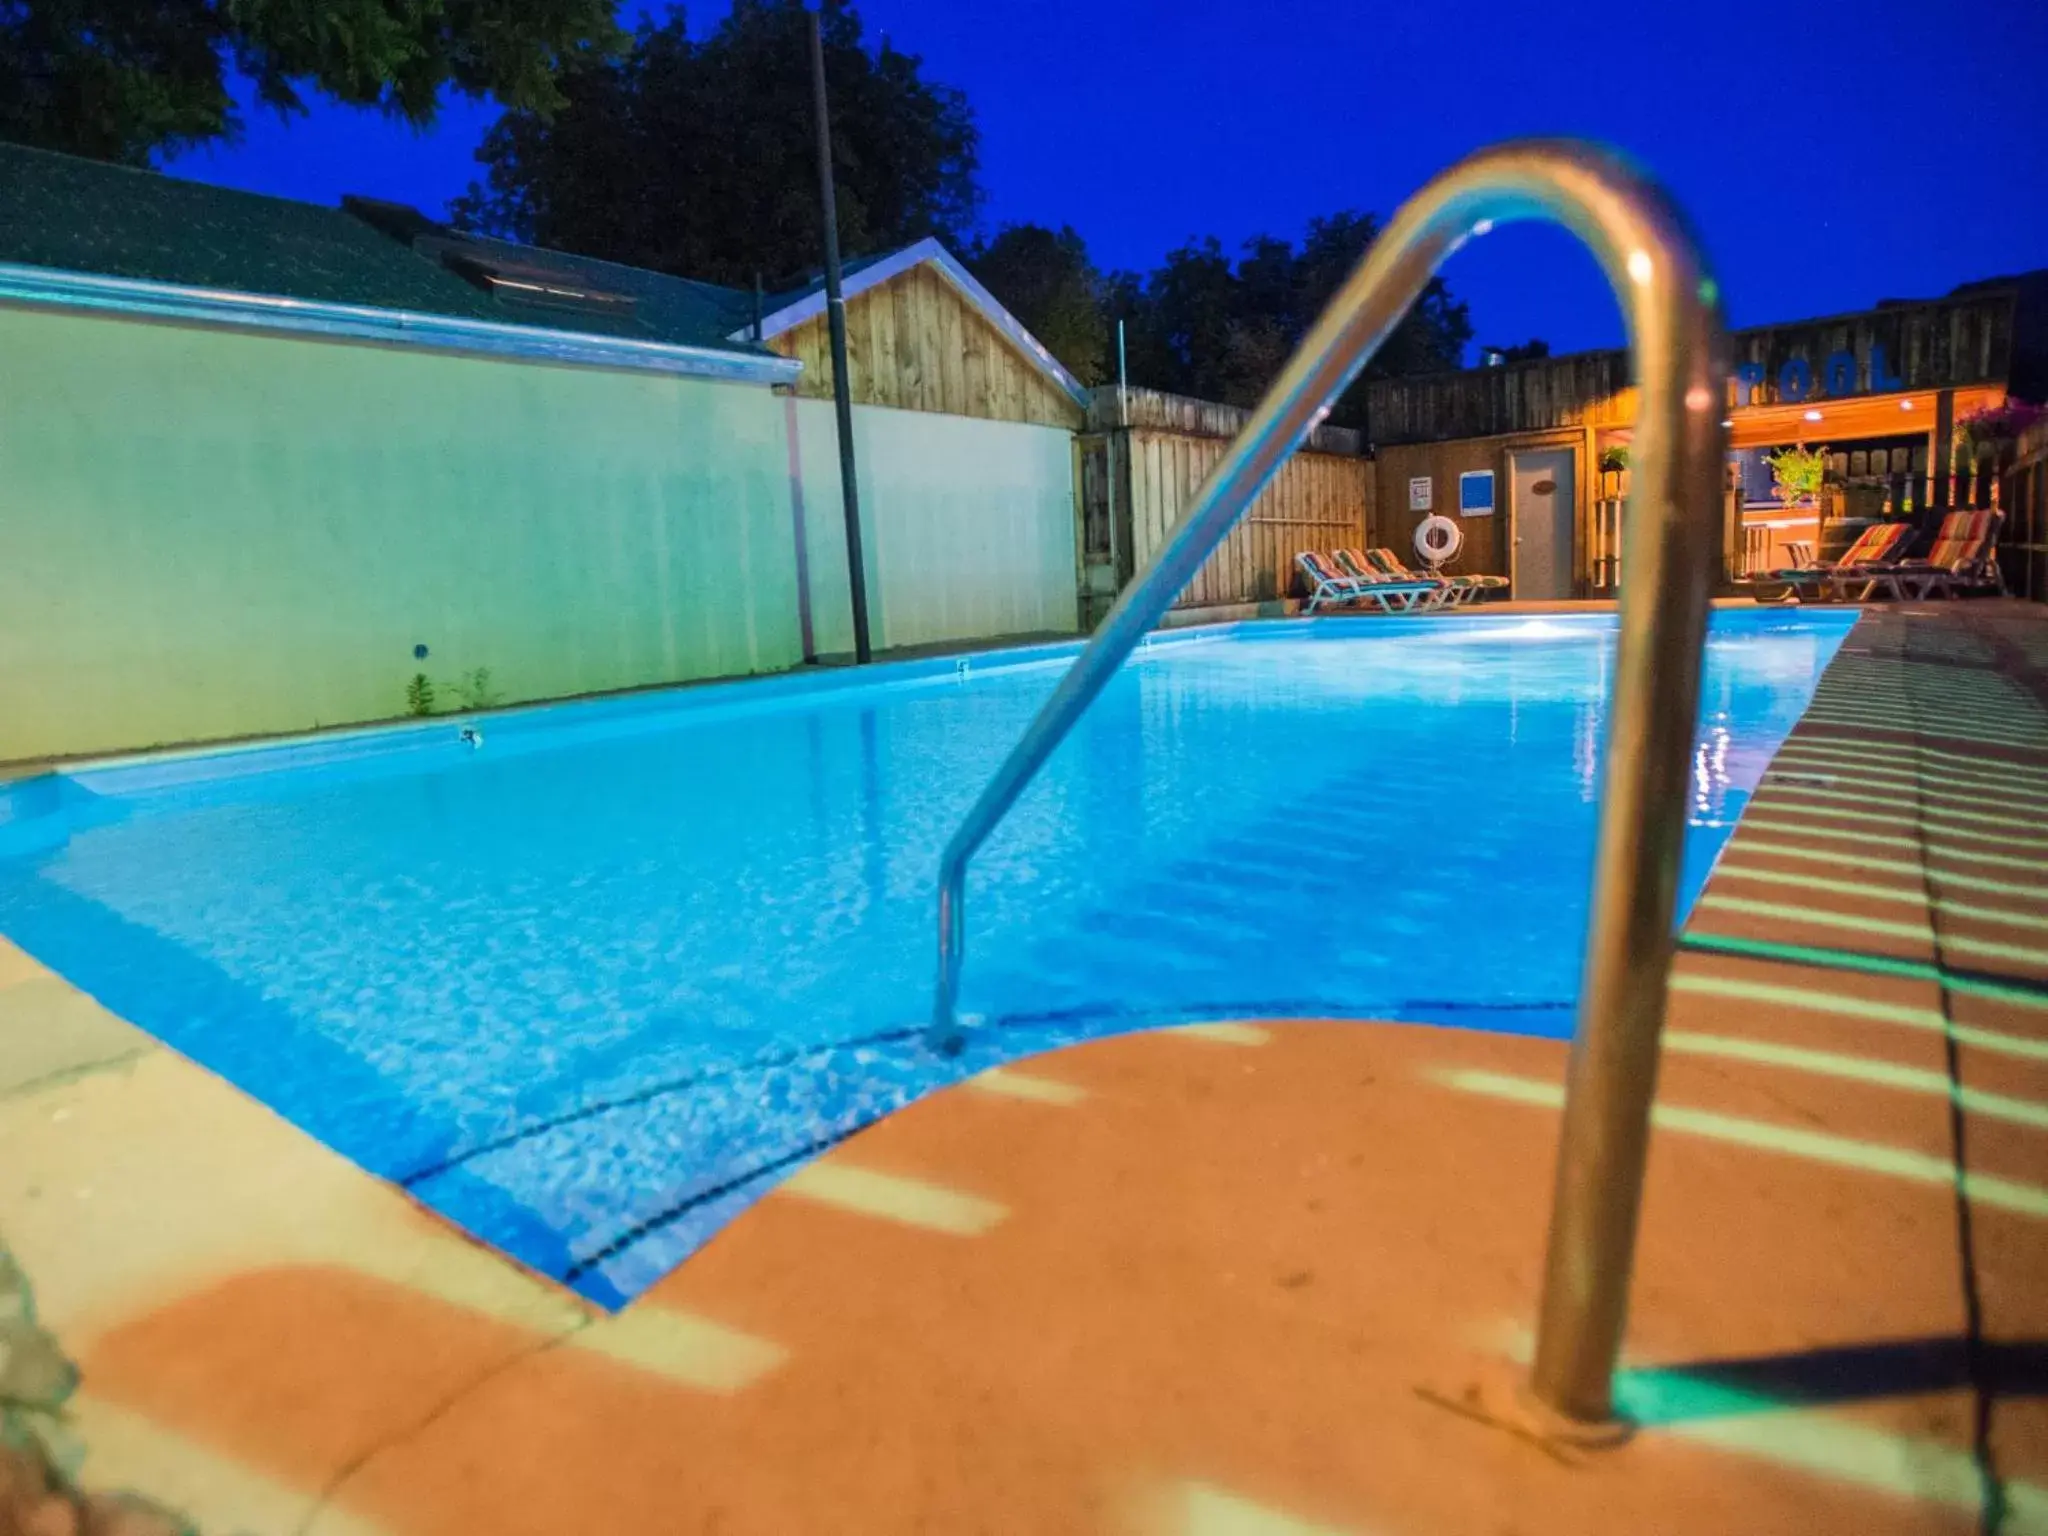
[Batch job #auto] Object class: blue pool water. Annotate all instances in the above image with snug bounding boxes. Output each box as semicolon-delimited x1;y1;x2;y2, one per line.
0;611;1855;1303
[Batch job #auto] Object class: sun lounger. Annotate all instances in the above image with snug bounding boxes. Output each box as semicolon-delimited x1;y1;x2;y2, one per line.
1751;520;1912;603
1850;509;2004;601
1347;547;1506;606
1330;549;1450;610
1294;551;1438;614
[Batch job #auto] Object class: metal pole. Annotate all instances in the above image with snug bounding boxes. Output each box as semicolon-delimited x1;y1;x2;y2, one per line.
808;8;872;664
922;141;1727;1428
1117;318;1129;427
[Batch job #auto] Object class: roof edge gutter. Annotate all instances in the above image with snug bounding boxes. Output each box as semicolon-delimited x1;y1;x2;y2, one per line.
0;261;803;386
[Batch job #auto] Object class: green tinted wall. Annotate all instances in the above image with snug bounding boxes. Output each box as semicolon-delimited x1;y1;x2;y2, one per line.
1;306;805;760
0;304;1080;764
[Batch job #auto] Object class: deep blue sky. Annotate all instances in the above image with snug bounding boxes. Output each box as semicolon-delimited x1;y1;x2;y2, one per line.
167;0;2048;360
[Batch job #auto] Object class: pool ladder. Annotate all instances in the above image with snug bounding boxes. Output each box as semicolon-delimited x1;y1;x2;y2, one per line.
926;140;1731;1429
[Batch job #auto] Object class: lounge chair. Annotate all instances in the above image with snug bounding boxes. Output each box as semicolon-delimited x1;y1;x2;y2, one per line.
1330;549;1448;610
1750;520;1913;603
1294;551;1438;614
1850;509;2004;601
1347;547;1507;606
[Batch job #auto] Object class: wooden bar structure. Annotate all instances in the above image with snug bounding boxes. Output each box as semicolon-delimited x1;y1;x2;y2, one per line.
1075;387;1374;622
1362;284;2026;596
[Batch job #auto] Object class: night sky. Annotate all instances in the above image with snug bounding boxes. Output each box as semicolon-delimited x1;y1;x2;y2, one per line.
167;0;2048;361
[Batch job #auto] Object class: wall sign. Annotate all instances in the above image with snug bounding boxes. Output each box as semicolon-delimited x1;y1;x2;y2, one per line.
1409;476;1433;511
1731;341;1908;407
1458;469;1496;517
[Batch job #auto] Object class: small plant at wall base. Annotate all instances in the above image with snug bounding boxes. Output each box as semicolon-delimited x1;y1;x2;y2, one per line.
406;674;436;717
451;668;501;712
1764;443;1828;510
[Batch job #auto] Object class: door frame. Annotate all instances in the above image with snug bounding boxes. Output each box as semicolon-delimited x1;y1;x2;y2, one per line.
1505;432;1589;599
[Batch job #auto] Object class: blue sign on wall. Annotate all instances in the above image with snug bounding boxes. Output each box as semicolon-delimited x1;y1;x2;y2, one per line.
1459;469;1496;515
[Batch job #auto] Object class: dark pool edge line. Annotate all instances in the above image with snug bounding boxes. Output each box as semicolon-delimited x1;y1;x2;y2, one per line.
0;607;1858;830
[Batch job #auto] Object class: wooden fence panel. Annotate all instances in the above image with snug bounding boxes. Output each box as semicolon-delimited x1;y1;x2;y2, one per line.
1075;386;1371;611
1125;430;1372;608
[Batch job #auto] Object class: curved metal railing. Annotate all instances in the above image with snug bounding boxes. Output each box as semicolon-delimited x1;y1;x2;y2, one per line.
926;139;1729;1424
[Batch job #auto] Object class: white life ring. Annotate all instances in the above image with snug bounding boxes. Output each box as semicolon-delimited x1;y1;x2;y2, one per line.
1415;514;1462;566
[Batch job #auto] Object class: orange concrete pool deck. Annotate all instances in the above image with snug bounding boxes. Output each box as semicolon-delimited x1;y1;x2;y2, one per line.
2;601;2045;1533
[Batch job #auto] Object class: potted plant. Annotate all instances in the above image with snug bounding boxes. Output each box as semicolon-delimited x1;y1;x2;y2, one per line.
1763;442;1828;513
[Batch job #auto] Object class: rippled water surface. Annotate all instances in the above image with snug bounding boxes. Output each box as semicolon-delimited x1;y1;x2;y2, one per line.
0;611;1854;1302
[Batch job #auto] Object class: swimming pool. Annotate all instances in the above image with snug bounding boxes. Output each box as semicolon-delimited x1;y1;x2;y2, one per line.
0;609;1855;1303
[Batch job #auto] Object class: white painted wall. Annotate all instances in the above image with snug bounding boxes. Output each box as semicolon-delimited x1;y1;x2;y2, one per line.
0;305;805;762
789;398;1079;657
0;307;1081;762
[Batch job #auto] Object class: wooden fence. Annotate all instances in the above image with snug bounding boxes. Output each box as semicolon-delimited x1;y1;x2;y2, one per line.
1077;387;1372;620
2001;417;2048;602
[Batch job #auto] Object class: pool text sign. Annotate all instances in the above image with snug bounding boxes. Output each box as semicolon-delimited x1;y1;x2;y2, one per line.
1731;343;1904;407
1357;288;2014;449
1725;293;2014;411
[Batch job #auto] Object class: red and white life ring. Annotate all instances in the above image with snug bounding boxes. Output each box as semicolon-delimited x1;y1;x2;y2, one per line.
1415;514;1463;567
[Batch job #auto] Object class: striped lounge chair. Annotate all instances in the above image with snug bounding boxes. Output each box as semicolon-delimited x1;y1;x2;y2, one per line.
1294;551;1437;614
1335;548;1449;606
1347;547;1507;606
1758;520;1913;603
1853;509;2005;601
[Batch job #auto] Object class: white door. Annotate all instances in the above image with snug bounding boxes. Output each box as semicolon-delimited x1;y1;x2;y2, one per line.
1511;449;1577;600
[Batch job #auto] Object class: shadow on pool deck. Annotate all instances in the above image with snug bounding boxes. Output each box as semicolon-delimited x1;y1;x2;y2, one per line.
1;600;2045;1534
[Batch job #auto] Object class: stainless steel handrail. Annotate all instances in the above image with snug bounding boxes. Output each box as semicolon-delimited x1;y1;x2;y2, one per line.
927;139;1729;1424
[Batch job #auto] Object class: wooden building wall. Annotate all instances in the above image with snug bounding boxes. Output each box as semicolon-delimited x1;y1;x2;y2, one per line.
1728;291;2014;406
1363;353;1633;447
1079;387;1373;614
769;263;1085;430
1364;289;2019;445
1368;430;1591;586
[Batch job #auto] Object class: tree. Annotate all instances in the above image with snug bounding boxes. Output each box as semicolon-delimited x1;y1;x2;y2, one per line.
454;0;979;290
0;0;622;167
1481;338;1551;364
1106;212;1472;427
967;222;1108;385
